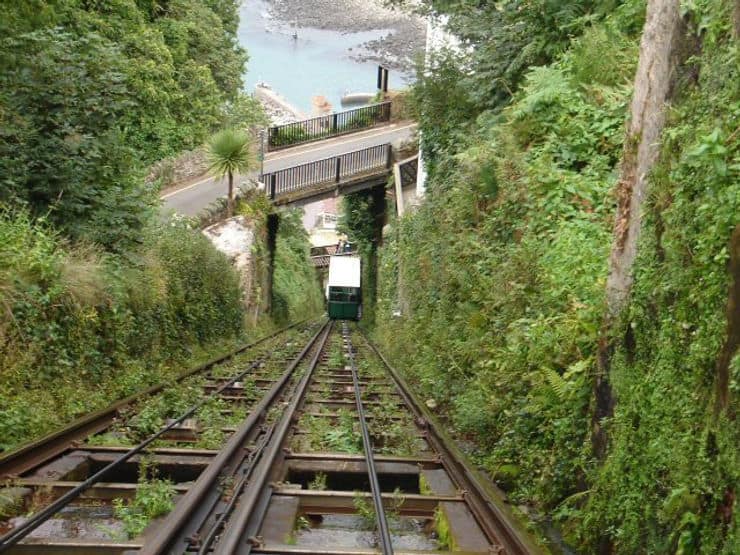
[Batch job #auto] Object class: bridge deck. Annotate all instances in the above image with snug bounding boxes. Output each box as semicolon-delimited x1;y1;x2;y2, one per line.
261;144;392;205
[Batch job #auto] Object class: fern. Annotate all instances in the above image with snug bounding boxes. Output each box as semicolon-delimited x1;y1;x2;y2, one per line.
543;367;569;401
510;66;573;121
536;359;590;407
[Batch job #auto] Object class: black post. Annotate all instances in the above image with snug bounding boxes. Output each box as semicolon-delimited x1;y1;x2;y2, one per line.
270;174;277;200
386;144;393;169
377;66;389;93
265;213;280;315
335;156;341;183
332;113;338;133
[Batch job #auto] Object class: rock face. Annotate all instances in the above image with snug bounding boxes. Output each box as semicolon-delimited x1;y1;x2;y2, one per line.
270;0;406;32
147;147;208;187
351;17;427;74
203;216;255;305
311;95;333;116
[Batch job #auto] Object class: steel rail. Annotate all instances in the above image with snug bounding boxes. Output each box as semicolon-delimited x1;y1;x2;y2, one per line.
0;350;276;553
211;322;334;555
357;329;543;555
140;320;330;555
342;323;394;555
195;417;278;555
0;320;306;478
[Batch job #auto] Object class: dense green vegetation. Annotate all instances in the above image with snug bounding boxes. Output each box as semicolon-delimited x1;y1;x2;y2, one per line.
272;210;326;324
0;211;244;451
0;198;322;454
361;0;739;552
0;2;321;453
339;186;386;327
0;0;260;248
239;193;325;325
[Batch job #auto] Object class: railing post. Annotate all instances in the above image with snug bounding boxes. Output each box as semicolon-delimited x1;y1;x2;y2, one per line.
270;174;277;200
386;144;393;169
332;113;338;133
335;156;341;183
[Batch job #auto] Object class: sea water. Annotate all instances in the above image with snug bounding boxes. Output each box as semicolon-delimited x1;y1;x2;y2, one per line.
238;0;411;114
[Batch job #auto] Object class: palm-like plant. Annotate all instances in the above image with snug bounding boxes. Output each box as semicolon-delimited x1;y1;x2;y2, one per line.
207;129;254;217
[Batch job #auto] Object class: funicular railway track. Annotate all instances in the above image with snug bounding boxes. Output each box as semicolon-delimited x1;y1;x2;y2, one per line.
0;322;541;555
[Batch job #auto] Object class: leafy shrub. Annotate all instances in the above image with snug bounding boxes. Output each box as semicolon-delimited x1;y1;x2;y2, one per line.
113;460;175;538
0;0;256;250
270;126;313;148
338;111;374;132
0;211;245;452
370;2;738;553
272;209;324;324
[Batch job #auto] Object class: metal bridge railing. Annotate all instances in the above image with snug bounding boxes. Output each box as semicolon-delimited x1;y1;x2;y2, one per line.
267;102;392;151
261;144;392;200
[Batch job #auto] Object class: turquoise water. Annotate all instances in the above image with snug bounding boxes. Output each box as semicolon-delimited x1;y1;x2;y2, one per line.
238;1;409;114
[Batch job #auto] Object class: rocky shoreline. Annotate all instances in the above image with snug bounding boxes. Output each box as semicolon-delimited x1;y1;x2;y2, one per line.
267;0;425;75
254;83;305;126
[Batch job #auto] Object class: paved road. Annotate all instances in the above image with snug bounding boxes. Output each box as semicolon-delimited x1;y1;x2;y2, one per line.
161;123;417;216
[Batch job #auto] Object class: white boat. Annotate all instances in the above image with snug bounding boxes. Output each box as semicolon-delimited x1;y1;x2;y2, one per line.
340;92;375;107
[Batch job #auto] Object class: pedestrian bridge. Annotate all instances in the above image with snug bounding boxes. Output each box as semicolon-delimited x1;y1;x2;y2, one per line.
260;143;393;206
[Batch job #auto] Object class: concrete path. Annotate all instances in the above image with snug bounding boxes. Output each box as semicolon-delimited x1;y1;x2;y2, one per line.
160;123;417;216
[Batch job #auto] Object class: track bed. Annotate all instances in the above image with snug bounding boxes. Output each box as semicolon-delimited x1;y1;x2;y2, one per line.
0;322;539;555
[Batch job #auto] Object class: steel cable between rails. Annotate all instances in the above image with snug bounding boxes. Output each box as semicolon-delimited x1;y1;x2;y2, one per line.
0;322;318;553
355;329;543;555
195;406;279;553
211;321;334;555
141;320;331;555
342;322;394;555
195;318;324;554
0;320;308;478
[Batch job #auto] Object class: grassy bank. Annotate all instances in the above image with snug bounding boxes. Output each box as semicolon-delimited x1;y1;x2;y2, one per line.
0;211;244;452
0;201;323;453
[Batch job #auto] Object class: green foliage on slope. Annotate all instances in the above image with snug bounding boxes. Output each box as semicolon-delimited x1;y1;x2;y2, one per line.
393;0;643;112
369;1;739;552
0;0;255;250
235;193;324;326
0;1;273;453
340;187;386;327
377;19;632;514
577;6;740;551
0;210;244;452
272;209;325;325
